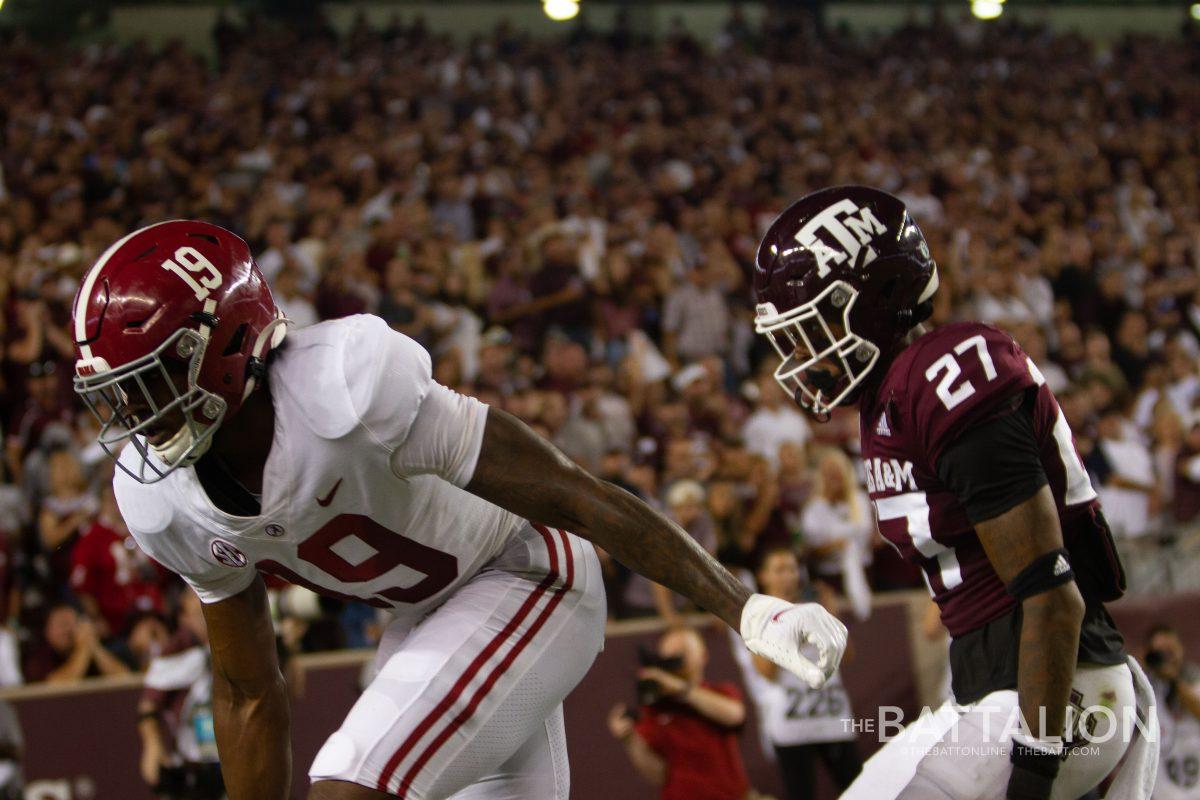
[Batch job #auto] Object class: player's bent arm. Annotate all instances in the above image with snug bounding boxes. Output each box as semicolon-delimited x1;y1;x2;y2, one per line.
936;396;1086;799
401;384;845;687
975;487;1085;740
975;487;1085;800
466;406;752;629
201;577;292;800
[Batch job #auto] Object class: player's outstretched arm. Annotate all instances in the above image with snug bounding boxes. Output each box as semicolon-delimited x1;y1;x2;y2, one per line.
465;407;847;687
975;485;1085;799
201;576;292;800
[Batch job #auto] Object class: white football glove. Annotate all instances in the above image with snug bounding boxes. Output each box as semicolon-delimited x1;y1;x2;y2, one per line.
739;593;848;688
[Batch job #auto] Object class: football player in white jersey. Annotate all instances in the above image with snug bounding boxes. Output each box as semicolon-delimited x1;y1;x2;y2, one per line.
71;220;849;800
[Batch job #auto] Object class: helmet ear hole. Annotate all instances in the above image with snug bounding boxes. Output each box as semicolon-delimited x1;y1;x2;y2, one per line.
912;300;934;327
222;323;249;357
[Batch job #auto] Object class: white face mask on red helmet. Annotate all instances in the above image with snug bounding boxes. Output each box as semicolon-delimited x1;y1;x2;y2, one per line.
72;220;288;484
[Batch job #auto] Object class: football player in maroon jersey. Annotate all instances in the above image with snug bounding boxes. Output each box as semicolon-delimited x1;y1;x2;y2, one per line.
754;187;1157;800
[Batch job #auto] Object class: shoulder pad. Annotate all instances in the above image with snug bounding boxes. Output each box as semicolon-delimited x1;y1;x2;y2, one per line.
112;458;173;534
269;316;369;439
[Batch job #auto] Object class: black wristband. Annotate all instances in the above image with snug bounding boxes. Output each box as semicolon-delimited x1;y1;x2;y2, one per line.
1007;740;1061;800
1005;548;1074;602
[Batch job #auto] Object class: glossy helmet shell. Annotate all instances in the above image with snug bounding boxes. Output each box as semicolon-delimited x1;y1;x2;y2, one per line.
73;220;284;480
754;186;938;416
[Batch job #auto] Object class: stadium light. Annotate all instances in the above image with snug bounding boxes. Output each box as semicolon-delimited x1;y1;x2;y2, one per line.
1191;3;1200;21
543;0;580;22
971;0;1004;20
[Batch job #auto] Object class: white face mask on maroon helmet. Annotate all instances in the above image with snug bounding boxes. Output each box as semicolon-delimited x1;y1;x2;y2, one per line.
755;280;881;420
752;186;941;420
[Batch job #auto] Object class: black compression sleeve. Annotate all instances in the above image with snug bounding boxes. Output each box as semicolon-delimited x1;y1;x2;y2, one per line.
935;392;1049;524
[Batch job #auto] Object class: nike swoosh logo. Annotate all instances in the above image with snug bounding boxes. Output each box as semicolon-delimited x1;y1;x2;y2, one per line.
771;607;794;623
316;478;343;507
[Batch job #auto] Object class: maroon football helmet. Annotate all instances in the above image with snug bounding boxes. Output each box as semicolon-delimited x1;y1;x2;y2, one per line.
72;220;288;483
754;186;939;419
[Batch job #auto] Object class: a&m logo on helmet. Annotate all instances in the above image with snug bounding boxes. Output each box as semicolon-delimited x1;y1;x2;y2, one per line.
794;200;888;278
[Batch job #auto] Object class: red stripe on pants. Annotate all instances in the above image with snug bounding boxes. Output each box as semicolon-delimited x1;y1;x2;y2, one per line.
396;528;576;796
374;525;567;794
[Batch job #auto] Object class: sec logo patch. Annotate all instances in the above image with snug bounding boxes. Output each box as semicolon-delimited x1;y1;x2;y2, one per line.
211;539;248;568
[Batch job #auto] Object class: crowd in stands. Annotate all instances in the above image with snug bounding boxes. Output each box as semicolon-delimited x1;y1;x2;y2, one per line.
1;6;1199;684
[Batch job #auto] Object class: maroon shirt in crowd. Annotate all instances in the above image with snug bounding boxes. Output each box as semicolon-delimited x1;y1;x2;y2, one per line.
635;681;750;800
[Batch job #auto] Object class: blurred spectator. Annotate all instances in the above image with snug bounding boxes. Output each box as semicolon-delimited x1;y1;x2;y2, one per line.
743;547;861;800
69;486;166;637
797;449;873;618
1173;417;1200;525
37;448;97;589
0;461;25;631
742;373;811;471
663;264;730;366
257;219;317;292
22;603;129;684
126;611;172;672
6;361;72;483
516;232;590;347
138;591;223;800
1087;405;1160;537
606;627;749;800
273;266;318;329
0;700;22;800
1143;625;1200;799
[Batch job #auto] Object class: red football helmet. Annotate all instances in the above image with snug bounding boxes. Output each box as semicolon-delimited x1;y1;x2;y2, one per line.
72;220;288;483
754;186;939;419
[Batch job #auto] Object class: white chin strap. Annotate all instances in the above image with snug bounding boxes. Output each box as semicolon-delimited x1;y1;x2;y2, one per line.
243;315;290;400
151;422;213;466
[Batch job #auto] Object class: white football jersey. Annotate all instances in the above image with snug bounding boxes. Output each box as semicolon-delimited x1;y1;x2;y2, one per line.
743;646;856;747
1156;676;1200;799
114;315;526;623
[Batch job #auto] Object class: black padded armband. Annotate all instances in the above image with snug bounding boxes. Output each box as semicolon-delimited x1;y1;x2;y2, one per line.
1007;739;1061;800
1005;548;1074;601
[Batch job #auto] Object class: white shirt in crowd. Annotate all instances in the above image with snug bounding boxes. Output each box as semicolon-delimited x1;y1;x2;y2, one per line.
1098;433;1158;539
742;405;811;470
258;244;319;292
276;294;319;329
1151;670;1200;800
798;491;875;577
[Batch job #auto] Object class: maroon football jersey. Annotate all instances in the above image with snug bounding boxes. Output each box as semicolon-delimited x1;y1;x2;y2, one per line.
859;322;1100;637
